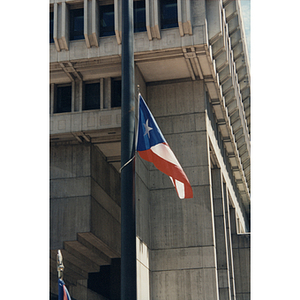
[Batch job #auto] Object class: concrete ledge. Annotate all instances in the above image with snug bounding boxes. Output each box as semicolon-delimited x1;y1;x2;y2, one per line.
51;109;121;135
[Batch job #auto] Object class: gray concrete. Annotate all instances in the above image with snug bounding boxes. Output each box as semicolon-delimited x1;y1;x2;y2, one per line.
50;0;251;299
50;143;121;298
212;168;232;300
231;233;250;300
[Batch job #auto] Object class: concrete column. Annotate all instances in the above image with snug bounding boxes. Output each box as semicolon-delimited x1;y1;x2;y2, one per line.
114;0;122;44
84;0;99;48
147;81;219;299
205;0;223;44
50;83;55;115
71;81;76;112
78;80;83;112
103;78;111;109
230;206;237;235
100;78;104;110
211;168;231;300
177;0;192;36
72;79;83;112
223;184;237;300
145;0;161;40
54;2;69;51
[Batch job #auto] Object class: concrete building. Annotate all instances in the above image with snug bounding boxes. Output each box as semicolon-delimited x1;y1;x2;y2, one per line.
49;0;250;299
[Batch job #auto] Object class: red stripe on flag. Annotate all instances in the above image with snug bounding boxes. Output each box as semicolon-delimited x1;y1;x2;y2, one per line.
138;147;193;198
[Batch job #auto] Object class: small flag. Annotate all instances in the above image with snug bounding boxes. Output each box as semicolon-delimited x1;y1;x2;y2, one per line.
136;94;193;199
58;278;71;300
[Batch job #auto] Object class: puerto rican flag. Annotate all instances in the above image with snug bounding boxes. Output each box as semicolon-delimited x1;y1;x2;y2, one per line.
136;94;193;199
58;279;71;300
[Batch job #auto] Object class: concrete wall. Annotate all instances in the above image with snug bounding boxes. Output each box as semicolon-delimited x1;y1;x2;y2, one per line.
134;79;251;300
50;143;92;249
134;80;220;300
50;142;122;299
50;143;121;253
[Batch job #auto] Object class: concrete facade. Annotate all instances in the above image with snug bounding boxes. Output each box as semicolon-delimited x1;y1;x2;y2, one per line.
50;1;250;299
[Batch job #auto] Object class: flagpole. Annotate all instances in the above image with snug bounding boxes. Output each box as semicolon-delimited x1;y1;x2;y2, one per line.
121;0;136;299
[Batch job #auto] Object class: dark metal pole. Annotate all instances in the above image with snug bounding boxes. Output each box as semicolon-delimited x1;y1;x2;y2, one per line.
121;0;136;299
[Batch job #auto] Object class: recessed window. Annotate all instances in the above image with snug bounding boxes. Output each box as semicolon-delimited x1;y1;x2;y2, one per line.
111;79;122;108
84;82;100;110
161;0;178;29
100;5;115;37
134;1;146;33
55;85;72;113
50;11;54;43
70;8;84;40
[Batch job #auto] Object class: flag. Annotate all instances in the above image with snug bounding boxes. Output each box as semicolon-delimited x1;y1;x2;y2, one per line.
136;94;193;199
58;279;71;300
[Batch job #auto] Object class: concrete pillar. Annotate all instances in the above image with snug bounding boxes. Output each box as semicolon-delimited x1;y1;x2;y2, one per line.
211;168;231;300
114;0;122;44
100;78;104;110
84;0;99;48
73;80;83;112
50;83;55;115
177;0;192;36
146;81;219;299
103;78;111;109
205;0;223;44
71;81;76;112
53;2;69;51
145;0;161;40
232;234;250;300
230;206;250;300
223;184;237;300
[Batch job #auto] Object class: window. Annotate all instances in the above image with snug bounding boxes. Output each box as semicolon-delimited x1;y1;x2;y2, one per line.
100;5;115;37
111;79;121;108
70;8;84;40
134;1;146;33
55;85;72;113
161;0;178;29
50;11;54;43
84;82;100;110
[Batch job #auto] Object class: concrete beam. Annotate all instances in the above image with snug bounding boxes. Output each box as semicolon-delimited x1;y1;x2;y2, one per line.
78;232;120;259
64;240;103;269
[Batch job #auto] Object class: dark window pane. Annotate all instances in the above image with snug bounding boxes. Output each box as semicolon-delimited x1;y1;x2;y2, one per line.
50;12;54;43
84;83;100;110
70;8;84;40
111;79;121;108
100;5;115;37
56;86;72;113
134;1;146;33
161;0;178;29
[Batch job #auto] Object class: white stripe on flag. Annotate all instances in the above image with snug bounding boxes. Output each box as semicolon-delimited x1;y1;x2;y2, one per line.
175;179;185;199
151;143;180;167
169;177;185;199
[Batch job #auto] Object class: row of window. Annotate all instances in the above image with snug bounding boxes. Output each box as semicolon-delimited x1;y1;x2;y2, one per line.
50;0;178;43
53;79;121;114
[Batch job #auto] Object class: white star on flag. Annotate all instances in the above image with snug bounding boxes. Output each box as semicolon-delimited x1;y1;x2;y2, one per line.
143;119;153;138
